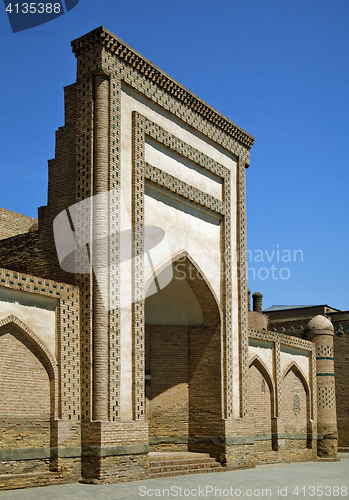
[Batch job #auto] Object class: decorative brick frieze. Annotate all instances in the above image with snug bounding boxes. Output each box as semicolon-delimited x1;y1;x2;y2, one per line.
71;27;254;151
132;112;237;425
144;163;225;215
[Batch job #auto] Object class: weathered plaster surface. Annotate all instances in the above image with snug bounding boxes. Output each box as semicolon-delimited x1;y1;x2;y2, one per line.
0;288;57;360
120;86;238;421
145;138;223;200
144;191;221;299
145;266;204;326
249;338;274;377
280;345;310;384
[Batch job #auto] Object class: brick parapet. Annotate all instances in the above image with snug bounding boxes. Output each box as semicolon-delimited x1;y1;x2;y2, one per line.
332;333;349;446
71;27;254;151
0;231;42;277
249;328;315;350
0;208;37;241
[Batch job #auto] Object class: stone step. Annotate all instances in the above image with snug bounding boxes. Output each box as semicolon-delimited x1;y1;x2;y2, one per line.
148;467;223;479
0;471;57;490
148;452;209;461
147;452;223;478
149;457;218;468
149;461;221;474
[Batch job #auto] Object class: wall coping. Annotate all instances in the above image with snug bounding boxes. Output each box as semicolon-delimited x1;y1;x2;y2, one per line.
71;26;255;150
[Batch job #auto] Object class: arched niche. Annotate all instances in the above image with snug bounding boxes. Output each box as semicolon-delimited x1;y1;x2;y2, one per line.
0;315;57;455
248;356;276;451
144;252;223;459
280;362;311;449
145;263;204;326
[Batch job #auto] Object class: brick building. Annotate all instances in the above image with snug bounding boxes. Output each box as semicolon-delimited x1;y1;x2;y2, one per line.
264;303;349;450
0;27;338;489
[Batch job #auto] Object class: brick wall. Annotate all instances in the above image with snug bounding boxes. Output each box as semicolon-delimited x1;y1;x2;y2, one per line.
270;315;346;448
0;324;51;475
332;319;349;447
0;267;81;486
0;208;37;241
144;256;223;457
189;324;223;440
146;325;189;449
248;311;268;331
37;83;78;286
248;361;273;451
247;329;316;463
0;325;51;418
280;367;308;448
145;321;224;455
333;333;349;446
0;231;42;276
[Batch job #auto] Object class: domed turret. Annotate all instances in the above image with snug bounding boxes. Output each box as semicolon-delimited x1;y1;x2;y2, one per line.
306;315;334;334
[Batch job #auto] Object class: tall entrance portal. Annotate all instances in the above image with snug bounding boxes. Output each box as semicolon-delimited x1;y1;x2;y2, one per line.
145;255;224;458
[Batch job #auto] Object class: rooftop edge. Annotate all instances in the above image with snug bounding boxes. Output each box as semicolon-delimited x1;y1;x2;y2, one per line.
71;26;255;151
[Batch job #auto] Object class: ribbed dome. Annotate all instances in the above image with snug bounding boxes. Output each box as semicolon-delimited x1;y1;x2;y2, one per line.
306;315;334;332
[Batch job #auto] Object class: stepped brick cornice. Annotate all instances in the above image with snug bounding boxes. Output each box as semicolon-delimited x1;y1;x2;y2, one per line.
71;26;255;150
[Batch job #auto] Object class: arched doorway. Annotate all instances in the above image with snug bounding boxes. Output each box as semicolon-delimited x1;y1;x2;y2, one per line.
145;254;223;458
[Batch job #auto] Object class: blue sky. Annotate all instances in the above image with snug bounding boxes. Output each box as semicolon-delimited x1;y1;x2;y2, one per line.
0;0;348;310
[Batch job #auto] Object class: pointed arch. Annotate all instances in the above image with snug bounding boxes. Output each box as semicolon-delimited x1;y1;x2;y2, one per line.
281;361;310;396
249;354;274;393
144;249;222;326
144;250;224;455
249;355;276;422
0;314;57;380
280;360;312;448
248;354;277;449
0;314;58;418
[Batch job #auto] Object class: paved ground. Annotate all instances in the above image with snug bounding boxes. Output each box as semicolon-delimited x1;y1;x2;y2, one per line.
1;454;348;500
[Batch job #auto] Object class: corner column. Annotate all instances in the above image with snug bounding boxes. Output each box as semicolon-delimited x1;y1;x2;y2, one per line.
306;315;338;458
92;73;110;422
